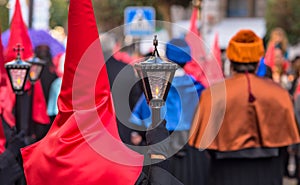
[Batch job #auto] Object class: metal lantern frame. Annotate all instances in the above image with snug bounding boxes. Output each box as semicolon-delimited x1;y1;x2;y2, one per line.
134;36;178;108
27;56;46;83
134;35;178;127
5;45;31;94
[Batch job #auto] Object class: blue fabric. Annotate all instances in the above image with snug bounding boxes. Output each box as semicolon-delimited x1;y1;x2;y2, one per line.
47;78;62;116
130;74;204;131
166;38;191;64
256;57;267;77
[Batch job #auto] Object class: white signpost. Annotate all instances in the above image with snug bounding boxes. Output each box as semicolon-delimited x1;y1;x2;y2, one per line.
32;0;50;30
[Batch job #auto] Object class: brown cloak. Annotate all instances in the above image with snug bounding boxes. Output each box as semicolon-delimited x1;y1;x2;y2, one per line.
189;73;300;151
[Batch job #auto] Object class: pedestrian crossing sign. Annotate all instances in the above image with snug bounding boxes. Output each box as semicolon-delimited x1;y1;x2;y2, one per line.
124;6;156;37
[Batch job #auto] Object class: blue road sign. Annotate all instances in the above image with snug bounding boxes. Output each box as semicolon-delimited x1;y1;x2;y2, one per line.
124;6;156;37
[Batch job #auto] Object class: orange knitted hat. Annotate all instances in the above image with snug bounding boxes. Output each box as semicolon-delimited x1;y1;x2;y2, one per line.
226;30;265;63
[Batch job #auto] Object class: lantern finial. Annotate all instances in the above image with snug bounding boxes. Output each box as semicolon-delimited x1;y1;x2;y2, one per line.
5;44;31;94
152;35;160;57
13;44;24;61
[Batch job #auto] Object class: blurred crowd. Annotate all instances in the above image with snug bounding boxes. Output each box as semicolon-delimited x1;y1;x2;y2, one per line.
1;1;300;184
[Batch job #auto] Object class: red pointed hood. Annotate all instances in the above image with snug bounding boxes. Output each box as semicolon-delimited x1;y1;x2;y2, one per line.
202;32;224;85
189;6;199;35
212;32;222;69
184;7;208;86
0;17;17;128
184;7;224;87
4;0;33;62
264;42;275;69
21;0;143;184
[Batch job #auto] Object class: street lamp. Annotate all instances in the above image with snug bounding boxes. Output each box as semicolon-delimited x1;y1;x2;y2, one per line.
5;44;31;139
26;56;46;143
5;44;31;94
27;57;46;83
134;36;178;126
4;45;46;143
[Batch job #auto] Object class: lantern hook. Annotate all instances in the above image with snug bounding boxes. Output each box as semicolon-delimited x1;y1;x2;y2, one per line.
152;35;160;58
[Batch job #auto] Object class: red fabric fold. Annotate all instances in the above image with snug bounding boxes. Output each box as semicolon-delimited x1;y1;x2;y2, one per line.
203;32;224;85
264;43;275;69
0;28;7;154
52;53;64;77
32;80;50;124
0;75;16;128
21;0;143;184
0;118;5;154
212;33;222;69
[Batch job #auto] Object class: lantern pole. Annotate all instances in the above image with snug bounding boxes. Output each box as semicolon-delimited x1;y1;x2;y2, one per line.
151;104;162;127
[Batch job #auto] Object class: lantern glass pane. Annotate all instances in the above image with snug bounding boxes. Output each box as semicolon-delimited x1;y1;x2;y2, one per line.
29;64;43;81
147;71;171;99
9;69;27;90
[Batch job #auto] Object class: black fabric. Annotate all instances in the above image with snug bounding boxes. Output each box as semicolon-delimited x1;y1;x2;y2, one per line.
169;130;189;156
40;64;58;102
170;145;210;185
106;56;143;110
146;120;169;157
208;148;285;185
289;77;299;96
33;122;52;141
35;45;58;102
0;150;23;185
15;93;49;143
214;147;279;159
2;118;14;148
148;166;183;185
151;158;169;172
135;171;148;185
6;131;25;157
135;165;183;185
106;56;143;145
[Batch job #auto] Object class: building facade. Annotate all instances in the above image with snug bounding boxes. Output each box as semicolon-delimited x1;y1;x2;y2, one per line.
201;0;267;49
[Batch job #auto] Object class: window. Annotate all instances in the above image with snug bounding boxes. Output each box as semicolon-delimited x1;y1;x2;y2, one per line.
227;0;255;17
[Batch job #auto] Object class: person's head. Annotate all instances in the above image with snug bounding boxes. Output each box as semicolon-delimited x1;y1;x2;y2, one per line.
269;27;288;53
166;38;191;68
226;29;265;73
35;45;52;62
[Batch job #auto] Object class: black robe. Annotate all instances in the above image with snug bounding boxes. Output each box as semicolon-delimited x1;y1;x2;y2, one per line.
106;56;144;145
